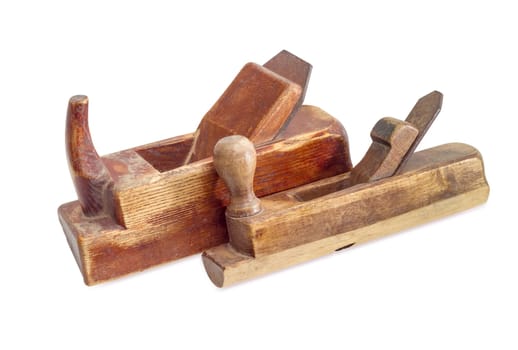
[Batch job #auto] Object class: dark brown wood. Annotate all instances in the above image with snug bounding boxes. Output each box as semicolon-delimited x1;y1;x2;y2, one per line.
263;50;312;101
350;91;441;184
136;137;193;172
185;62;301;163
184;51;312;164
59;104;352;285
66;95;112;217
263;50;312;134
396;90;443;174
349;117;418;184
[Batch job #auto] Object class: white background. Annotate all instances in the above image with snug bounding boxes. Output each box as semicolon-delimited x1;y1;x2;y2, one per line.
1;1;516;349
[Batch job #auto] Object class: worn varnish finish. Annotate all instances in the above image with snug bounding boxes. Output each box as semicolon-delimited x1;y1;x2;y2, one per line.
59;102;351;285
202;92;489;287
66;96;113;217
203;143;489;287
59;51;352;285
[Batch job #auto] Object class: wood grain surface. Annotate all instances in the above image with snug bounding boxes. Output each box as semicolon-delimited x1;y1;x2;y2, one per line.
66;96;113;217
185;50;311;163
59;105;351;285
203;143;490;287
213;136;262;218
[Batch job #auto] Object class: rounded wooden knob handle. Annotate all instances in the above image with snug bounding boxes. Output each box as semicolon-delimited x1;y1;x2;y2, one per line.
213;135;262;218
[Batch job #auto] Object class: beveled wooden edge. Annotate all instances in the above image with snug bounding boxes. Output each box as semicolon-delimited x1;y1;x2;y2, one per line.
203;186;489;288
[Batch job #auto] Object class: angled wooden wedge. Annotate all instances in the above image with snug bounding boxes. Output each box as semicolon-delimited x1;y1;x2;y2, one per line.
58;51;352;285
202;92;490;287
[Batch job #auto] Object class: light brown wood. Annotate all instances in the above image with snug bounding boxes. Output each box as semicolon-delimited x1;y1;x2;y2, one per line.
204;186;488;288
213;136;261;218
202;143;490;287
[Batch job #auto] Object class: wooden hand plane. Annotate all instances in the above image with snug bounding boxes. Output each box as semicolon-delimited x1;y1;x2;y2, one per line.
58;51;352;285
202;91;490;287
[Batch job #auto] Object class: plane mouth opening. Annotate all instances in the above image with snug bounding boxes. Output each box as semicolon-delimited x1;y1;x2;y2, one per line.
336;242;355;251
136;137;194;172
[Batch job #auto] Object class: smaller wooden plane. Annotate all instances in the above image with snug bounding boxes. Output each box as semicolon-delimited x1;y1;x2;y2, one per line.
202;92;490;287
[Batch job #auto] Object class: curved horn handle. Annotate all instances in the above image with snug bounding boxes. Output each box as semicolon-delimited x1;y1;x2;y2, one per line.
66;95;111;216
